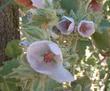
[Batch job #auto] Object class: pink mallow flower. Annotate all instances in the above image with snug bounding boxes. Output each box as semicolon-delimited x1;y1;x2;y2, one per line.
78;20;95;37
26;40;74;83
56;16;75;35
31;0;52;8
88;0;102;12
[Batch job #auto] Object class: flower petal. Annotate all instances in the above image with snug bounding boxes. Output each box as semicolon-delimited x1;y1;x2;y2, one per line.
48;43;62;55
48;42;63;63
67;22;75;33
19;40;30;47
31;0;53;8
31;0;45;8
62;16;74;22
48;65;74;83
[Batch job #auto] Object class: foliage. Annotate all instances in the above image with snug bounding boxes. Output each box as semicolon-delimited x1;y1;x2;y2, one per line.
1;0;110;91
5;40;22;58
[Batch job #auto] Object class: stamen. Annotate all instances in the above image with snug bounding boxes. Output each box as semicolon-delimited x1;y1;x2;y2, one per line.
44;51;54;63
79;23;88;33
63;20;71;29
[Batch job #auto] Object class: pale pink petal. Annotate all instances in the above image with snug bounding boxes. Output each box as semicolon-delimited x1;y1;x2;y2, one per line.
32;0;45;8
48;43;62;56
62;16;74;22
49;65;74;83
31;0;53;8
68;22;75;33
78;20;95;37
48;43;63;63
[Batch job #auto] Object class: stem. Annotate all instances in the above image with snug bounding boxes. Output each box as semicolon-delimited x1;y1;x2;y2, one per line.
72;33;79;51
37;75;47;91
103;72;110;91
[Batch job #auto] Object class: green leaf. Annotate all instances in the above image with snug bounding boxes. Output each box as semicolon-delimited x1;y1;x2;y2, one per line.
103;0;110;16
73;84;82;91
6;55;38;79
23;25;48;40
107;81;110;91
86;55;97;66
92;31;110;51
0;76;20;91
32;79;40;91
32;8;58;26
11;65;37;79
76;39;92;60
83;84;91;91
107;58;110;69
71;76;91;91
0;59;19;76
45;79;60;91
99;19;110;32
5;40;22;58
67;53;79;65
32;77;61;91
100;69;107;79
53;87;64;91
60;0;80;13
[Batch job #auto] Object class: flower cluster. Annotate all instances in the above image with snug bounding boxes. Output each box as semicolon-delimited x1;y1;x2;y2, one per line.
19;0;96;83
56;16;95;37
16;0;95;38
